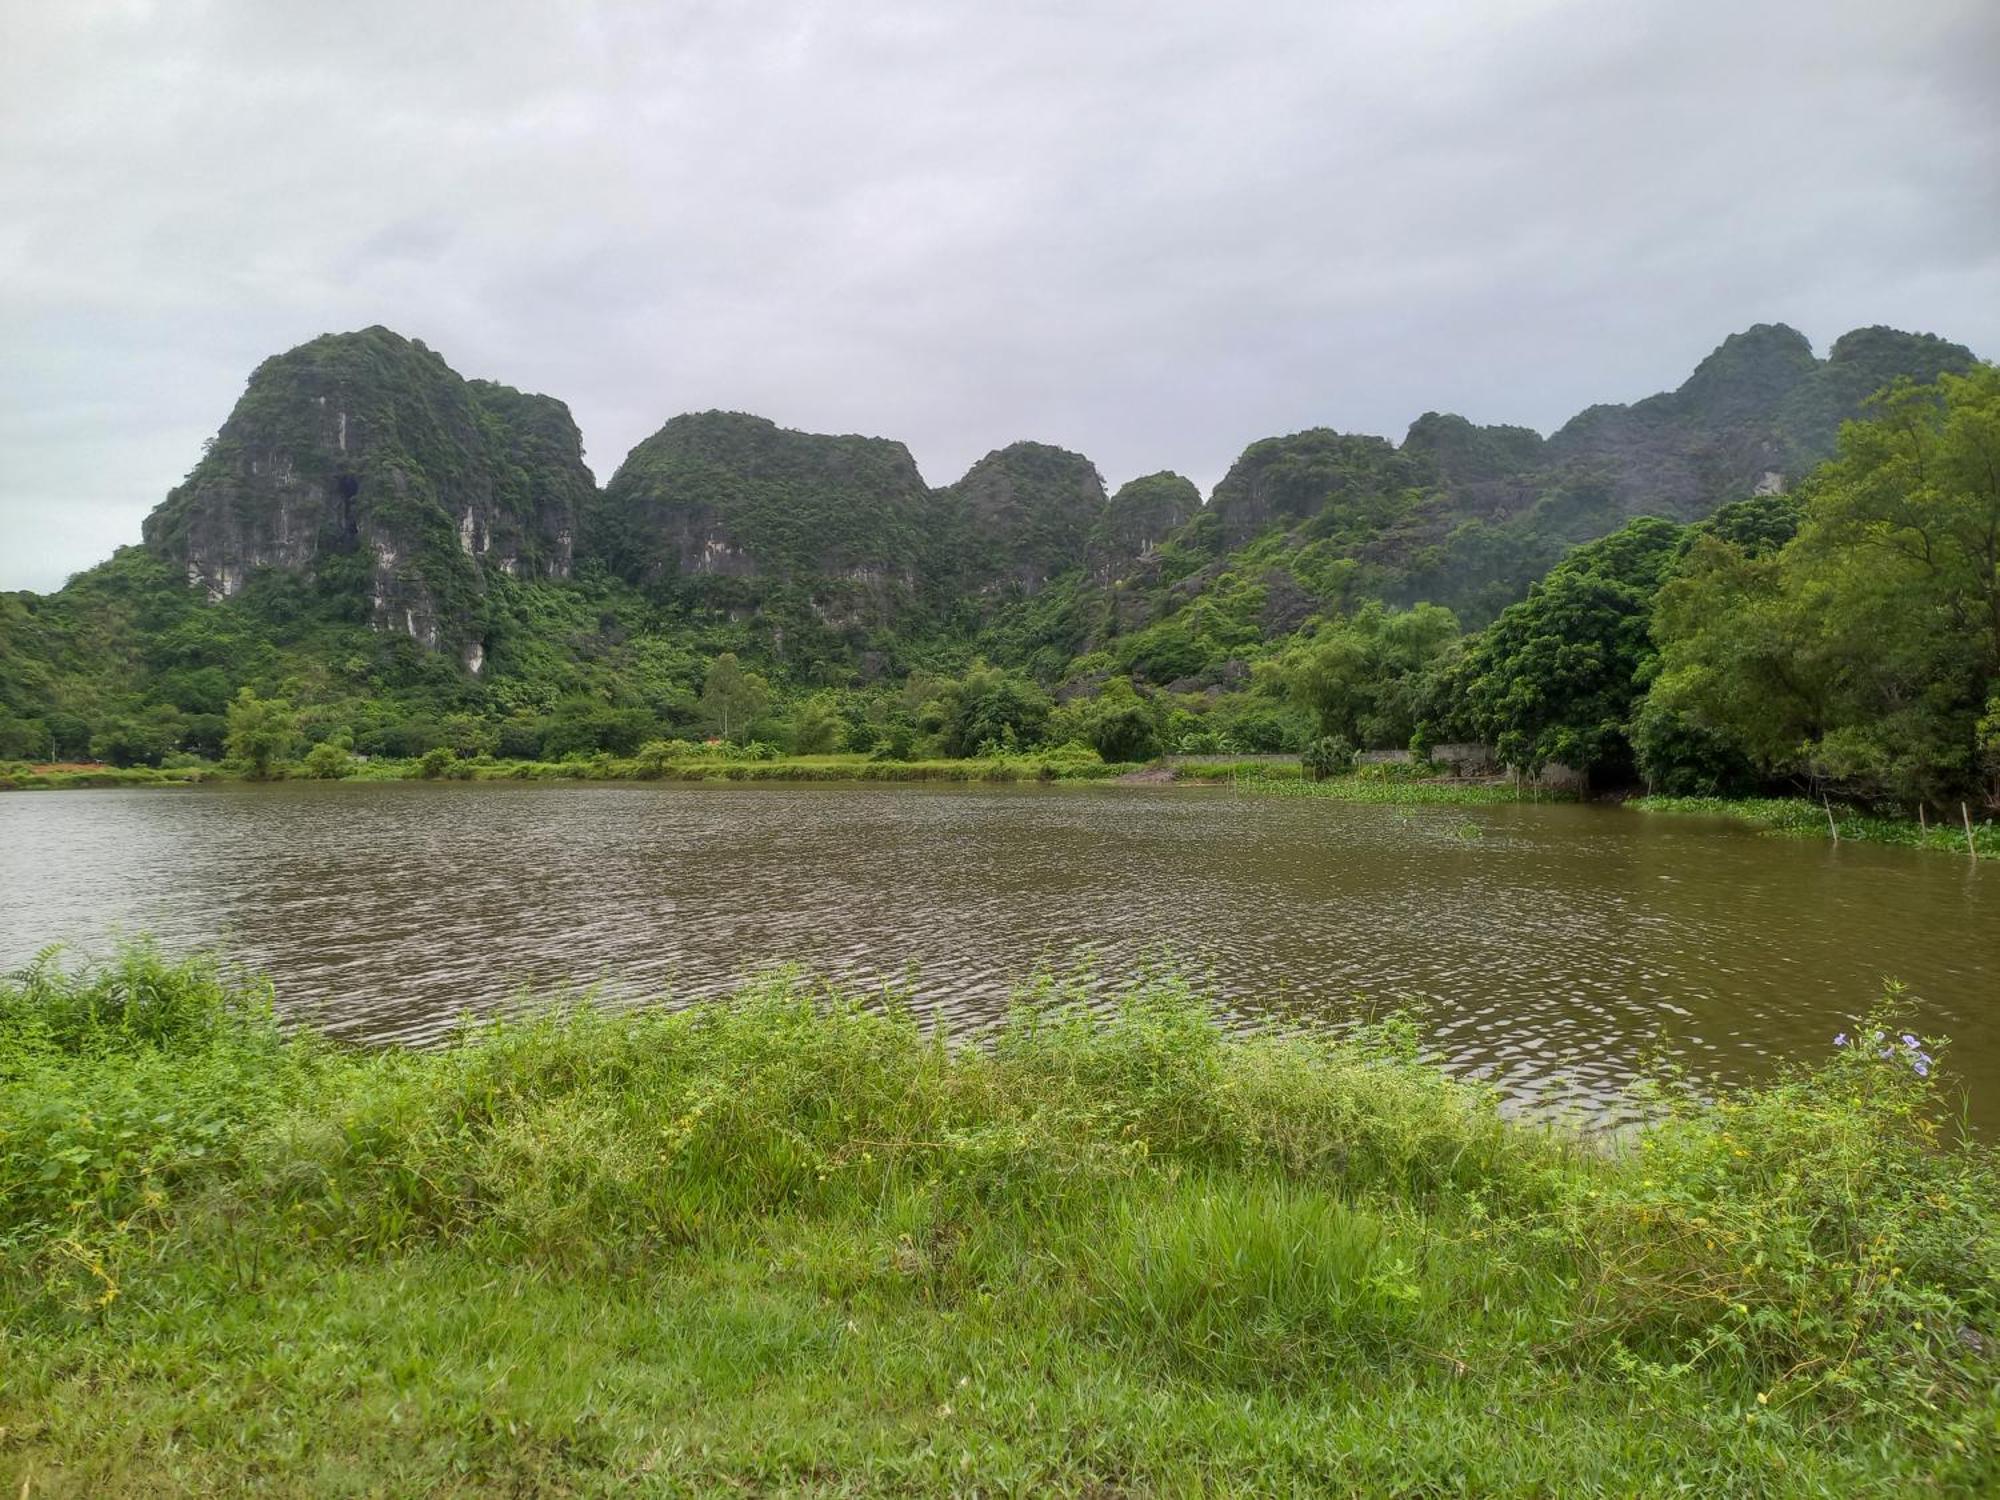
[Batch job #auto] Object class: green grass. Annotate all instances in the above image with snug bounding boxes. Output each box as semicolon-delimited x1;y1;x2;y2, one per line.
478;751;1145;784
1633;794;1999;859
0;763;218;790
1231;763;1568;805
3;945;1994;1494
0;751;1145;792
1163;758;1307;783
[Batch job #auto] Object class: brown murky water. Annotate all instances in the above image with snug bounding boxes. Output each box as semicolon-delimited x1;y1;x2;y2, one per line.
3;781;1994;1125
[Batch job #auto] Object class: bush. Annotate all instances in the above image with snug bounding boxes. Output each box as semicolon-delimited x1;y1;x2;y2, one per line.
1302;734;1357;780
299;741;355;779
4;946;1995;1488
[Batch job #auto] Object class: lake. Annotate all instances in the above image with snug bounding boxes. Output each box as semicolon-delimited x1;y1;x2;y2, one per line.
3;780;1993;1126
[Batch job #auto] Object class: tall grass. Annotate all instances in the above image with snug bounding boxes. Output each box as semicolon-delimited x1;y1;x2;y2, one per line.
1634;793;1998;858
2;945;1994;1493
1235;766;1564;805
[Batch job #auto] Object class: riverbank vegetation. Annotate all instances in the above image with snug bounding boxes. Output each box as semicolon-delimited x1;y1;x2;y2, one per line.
6;369;1997;826
3;944;1995;1494
1632;794;1999;859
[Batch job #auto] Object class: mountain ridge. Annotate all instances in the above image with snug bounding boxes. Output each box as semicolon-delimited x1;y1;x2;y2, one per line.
127;318;1980;666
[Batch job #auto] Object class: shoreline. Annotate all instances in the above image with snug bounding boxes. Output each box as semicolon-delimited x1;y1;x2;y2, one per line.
5;755;1992;859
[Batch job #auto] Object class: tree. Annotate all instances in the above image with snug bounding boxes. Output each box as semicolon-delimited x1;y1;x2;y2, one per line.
918;662;1051;758
300;740;355;779
1285;601;1460;748
92;716;178;768
1461;517;1684;782
1068;677;1161;763
1644;369;2000;807
224;688;300;778
789;693;845;755
0;716;51;762
1302;734;1356;781
698;653;770;741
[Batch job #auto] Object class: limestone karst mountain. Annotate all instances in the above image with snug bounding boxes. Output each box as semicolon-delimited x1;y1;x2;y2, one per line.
141;327;591;670
45;317;1968;682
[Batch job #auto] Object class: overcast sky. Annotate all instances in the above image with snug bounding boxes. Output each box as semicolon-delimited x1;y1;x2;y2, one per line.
2;0;1995;592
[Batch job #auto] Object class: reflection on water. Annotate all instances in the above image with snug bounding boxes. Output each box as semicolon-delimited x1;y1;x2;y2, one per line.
3;781;1994;1126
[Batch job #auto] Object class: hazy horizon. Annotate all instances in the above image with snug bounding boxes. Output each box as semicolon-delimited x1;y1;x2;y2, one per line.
4;0;1996;593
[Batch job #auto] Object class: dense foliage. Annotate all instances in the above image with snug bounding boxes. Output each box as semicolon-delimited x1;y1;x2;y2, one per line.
2;327;1992;808
2;944;1993;1492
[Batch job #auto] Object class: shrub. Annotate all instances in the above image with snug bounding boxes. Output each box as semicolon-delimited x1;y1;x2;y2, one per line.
1302;734;1357;780
299;741;355;779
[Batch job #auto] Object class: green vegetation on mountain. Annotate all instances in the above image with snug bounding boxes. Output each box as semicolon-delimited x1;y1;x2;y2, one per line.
944;440;1110;597
141;326;590;664
2;322;1993;817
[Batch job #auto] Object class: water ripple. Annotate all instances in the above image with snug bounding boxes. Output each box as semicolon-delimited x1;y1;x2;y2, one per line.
2;781;1994;1127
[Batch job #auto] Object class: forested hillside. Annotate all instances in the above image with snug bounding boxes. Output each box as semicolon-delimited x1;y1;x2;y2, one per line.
2;324;1991;807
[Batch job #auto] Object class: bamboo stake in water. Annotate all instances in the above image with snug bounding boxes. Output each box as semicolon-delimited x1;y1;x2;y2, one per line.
1919;804;1928;838
1965;802;1979;863
1824;796;1840;844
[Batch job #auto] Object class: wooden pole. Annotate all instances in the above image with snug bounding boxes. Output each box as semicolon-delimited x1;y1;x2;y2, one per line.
1823;796;1840;844
1964;802;1979;863
1919;804;1928;838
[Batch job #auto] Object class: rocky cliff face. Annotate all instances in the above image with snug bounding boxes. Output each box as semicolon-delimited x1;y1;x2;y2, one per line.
942;442;1109;597
587;411;939;635
1540;323;1977;520
141;327;590;668
134;319;1980;669
1206;430;1430;548
1087;472;1200;580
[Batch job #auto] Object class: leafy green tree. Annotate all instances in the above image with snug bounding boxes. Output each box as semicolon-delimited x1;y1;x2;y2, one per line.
919;662;1051;758
497;716;544;760
1066;678;1161;763
91;718;177;768
300;740;355;779
1461;518;1684;781
698;653;771;741
44;712;92;761
358;719;442;760
1285;602;1460;749
180;713;228;761
440;713;499;759
1646;369;2000;806
0;716;51;762
540;706;654;760
789;694;845;755
224;688;301;778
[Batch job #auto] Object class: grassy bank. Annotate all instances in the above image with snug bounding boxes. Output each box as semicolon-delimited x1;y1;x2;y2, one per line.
0;750;1143;792
0;763;218;790
1225;761;1571;806
3;947;1994;1494
1633;794;1999;859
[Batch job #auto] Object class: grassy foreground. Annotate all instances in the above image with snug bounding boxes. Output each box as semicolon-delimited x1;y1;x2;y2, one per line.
4;948;1996;1495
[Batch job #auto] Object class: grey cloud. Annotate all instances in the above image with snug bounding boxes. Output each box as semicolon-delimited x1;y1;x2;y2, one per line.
2;0;1995;590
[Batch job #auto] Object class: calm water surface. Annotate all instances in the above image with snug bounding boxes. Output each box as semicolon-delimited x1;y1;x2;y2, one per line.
2;781;1993;1125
